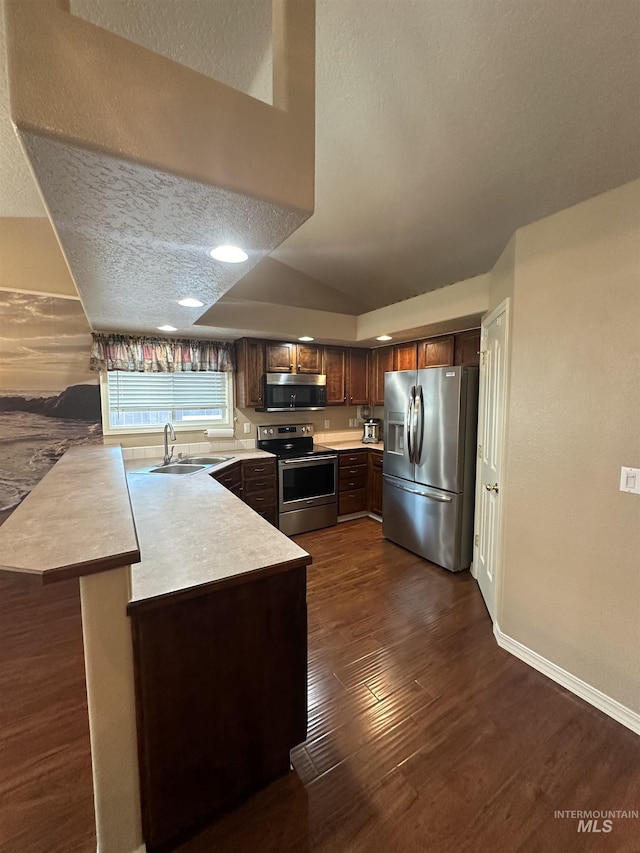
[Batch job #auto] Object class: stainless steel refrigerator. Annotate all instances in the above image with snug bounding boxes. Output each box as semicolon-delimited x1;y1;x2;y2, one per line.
382;366;479;572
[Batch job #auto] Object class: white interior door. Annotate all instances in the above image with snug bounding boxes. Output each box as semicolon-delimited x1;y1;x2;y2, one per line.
474;300;509;620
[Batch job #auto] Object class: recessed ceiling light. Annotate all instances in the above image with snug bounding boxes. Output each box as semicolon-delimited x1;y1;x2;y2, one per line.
178;297;204;308
209;245;248;263
376;334;393;341
298;336;314;342
157;325;177;332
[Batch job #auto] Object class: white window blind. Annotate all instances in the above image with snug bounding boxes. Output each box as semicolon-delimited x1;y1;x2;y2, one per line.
106;371;232;430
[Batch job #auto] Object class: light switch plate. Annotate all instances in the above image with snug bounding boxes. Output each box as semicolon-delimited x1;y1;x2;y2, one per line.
243;422;251;434
619;467;640;494
324;419;330;429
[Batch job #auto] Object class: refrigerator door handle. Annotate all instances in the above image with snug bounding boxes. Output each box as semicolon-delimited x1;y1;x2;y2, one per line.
406;386;415;463
384;478;453;503
414;384;424;465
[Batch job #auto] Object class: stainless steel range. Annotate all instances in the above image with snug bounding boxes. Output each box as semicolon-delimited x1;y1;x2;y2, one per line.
257;423;338;536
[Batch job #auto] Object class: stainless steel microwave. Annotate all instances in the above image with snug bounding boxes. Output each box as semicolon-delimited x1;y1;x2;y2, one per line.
257;373;327;412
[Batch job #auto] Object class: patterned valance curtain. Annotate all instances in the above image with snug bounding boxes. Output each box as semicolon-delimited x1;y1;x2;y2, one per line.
90;333;235;373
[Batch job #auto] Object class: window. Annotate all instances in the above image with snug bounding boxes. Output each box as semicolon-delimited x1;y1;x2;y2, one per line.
102;371;233;433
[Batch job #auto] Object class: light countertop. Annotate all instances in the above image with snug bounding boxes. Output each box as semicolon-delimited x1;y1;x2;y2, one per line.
125;449;310;612
0;445;140;583
322;440;384;452
0;445;310;610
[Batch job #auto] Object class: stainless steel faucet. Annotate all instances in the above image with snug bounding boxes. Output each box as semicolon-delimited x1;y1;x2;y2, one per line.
163;422;176;464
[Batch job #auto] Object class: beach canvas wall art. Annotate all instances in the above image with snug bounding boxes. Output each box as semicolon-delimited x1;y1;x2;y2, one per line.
0;291;102;525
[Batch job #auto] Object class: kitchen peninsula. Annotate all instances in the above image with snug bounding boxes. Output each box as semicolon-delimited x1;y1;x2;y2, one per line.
0;445;312;853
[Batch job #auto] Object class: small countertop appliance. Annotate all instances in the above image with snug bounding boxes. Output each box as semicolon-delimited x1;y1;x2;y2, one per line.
362;418;381;444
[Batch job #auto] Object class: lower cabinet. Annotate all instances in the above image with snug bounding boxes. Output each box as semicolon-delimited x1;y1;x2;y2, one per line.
367;450;383;515
130;566;307;852
241;459;278;527
338;449;369;516
211;459;278;527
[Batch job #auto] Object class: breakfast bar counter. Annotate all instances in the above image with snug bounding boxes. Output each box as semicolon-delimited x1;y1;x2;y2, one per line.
0;445;312;853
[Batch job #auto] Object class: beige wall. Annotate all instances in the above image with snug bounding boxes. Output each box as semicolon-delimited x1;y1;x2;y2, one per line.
499;179;640;711
0;217;78;298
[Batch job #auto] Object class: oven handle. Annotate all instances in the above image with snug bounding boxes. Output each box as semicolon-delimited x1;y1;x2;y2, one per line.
280;455;338;464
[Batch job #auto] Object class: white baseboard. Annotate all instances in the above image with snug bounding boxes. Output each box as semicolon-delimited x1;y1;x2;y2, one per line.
494;623;640;736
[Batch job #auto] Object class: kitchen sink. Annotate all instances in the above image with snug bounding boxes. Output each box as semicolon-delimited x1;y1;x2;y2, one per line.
177;455;231;466
148;463;206;475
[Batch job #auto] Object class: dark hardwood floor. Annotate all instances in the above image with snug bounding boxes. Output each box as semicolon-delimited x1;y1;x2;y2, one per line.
180;519;640;853
1;518;638;852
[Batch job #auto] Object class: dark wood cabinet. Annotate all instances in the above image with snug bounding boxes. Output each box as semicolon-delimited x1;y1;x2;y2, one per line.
338;450;368;515
236;330;480;410
212;459;278;527
348;348;369;406
234;338;265;409
370;346;394;407
266;342;295;373
394;341;418;371
324;347;347;405
418;334;454;369
241;459;277;527
265;342;323;374
367;450;383;516
454;329;481;367
296;344;323;374
130;566;307;852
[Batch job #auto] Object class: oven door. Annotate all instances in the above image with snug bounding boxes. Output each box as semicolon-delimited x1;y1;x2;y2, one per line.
278;455;338;512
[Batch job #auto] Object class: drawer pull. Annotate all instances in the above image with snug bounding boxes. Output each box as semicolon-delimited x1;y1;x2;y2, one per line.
252;466;266;473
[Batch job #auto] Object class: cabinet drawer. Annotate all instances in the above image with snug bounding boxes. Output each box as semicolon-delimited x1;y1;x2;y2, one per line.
212;464;241;489
339;472;367;491
339;464;367;482
339;488;367;515
243;476;276;495
242;460;276;479
339;450;368;467
243;490;277;511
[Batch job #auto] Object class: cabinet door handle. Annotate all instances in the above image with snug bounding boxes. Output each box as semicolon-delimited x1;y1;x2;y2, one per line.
297;364;301;370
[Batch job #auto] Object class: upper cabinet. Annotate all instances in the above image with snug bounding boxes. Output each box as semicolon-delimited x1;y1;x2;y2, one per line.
394;342;418;371
324;347;347;405
370;346;394;407
418;335;454;369
235;338;266;409
347;348;369;406
235;330;480;410
265;342;324;374
454;329;481;367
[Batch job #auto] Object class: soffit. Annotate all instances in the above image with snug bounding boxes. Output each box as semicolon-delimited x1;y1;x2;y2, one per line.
1;0;639;322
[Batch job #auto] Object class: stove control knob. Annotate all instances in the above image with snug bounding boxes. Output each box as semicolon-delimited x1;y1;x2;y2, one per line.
269;428;274;434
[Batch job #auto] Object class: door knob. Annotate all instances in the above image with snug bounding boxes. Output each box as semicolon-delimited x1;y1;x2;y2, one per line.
485;483;499;493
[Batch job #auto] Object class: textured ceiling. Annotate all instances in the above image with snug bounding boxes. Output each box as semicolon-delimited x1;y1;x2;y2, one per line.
2;0;640;321
20;133;307;334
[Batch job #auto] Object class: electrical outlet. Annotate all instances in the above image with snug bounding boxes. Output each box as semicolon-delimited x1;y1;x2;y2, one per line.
324;419;330;429
243;422;251;434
